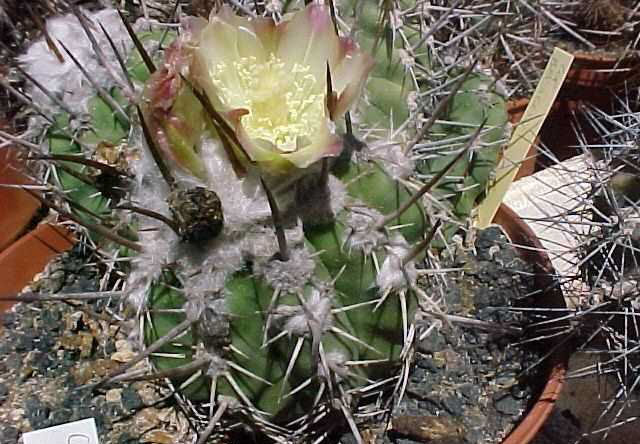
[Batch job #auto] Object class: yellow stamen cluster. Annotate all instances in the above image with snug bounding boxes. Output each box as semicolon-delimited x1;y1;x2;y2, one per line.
210;54;325;150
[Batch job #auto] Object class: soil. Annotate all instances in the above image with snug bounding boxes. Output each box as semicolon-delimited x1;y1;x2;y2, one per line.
0;225;546;444
340;226;545;444
0;245;195;444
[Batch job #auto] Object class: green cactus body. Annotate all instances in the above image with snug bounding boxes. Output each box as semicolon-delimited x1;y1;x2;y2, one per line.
47;93;128;226
145;252;377;420
25;3;512;442
333;159;426;242
303;217;413;363
341;0;432;130
144;272;210;400
341;0;509;230
419;72;508;220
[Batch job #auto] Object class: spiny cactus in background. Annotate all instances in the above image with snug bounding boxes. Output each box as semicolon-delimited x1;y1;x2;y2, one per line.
6;1;512;443
576;101;640;295
517;94;640;441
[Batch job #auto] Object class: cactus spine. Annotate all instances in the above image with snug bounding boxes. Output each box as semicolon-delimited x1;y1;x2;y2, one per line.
15;2;511;442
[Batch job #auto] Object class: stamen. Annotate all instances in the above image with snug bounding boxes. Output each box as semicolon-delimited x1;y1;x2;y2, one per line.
210;54;325;149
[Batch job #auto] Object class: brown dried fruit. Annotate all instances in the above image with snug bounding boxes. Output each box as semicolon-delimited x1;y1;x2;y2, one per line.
167;186;224;242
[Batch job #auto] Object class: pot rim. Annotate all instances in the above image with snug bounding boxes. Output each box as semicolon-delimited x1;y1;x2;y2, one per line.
0;148;41;252
0;222;75;312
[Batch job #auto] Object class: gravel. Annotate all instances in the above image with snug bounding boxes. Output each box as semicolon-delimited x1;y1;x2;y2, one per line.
0;228;551;444
0;246;191;443
340;226;547;444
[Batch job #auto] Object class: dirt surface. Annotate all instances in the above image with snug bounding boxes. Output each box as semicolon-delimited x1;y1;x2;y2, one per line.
0;227;552;444
340;226;547;444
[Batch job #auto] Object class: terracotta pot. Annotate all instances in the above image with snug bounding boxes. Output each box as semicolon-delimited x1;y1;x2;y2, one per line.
494;204;569;444
0;223;75;312
508;90;616;176
564;51;640;91
0;139;76;312
0;147;41;252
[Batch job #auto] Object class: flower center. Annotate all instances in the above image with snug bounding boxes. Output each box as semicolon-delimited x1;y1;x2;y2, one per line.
210;54;325;151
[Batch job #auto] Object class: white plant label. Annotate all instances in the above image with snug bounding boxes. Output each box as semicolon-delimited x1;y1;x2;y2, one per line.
22;418;100;444
477;47;574;228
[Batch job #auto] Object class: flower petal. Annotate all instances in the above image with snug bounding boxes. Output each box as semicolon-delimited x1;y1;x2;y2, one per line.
227;110;294;173
281;130;343;169
332;38;375;117
276;3;341;86
192;9;268;110
142;40;207;179
215;6;279;53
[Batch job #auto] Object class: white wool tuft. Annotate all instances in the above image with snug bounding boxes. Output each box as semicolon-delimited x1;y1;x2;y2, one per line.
125;123;179;310
206;355;229;378
183;269;228;300
376;235;417;293
326;175;348;217
318;350;349;379
195;138;274;227
255;245;316;294
127;130;307;304
344;205;386;255
184;299;205;322
280;288;333;337
365;142;415;181
20;9;130;113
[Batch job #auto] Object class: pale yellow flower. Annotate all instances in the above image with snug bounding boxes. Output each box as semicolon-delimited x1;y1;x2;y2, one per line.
190;3;373;174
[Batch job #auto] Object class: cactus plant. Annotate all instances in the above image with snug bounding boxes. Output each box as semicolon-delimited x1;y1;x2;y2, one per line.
511;93;640;442
339;0;509;242
6;1;516;442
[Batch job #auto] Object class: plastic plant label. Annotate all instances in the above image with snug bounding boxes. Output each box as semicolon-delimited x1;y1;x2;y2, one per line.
476;47;574;228
22;418;100;444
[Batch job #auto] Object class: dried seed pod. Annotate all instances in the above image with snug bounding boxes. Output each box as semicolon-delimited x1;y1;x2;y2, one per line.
167;187;224;243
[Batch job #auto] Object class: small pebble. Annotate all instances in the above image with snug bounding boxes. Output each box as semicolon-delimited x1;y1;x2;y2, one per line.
0;383;8;404
0;426;19;443
122;386;144;411
106;388;123;403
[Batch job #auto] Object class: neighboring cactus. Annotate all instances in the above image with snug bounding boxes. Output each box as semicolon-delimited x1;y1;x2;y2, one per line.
540;98;640;442
13;2;512;443
576;105;640;293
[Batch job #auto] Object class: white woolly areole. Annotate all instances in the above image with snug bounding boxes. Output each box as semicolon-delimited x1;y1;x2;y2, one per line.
255;246;316;294
175;137;303;280
126;124;178;310
195;138;274;227
345;205;386;255
127;130;305;305
207;355;229;378
318;350;349;380
364;142;415;181
126;223;178;311
184;299;205;322
20;9;130;113
280;288;333;337
183;269;227;301
326;175;348;217
376;235;417;294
